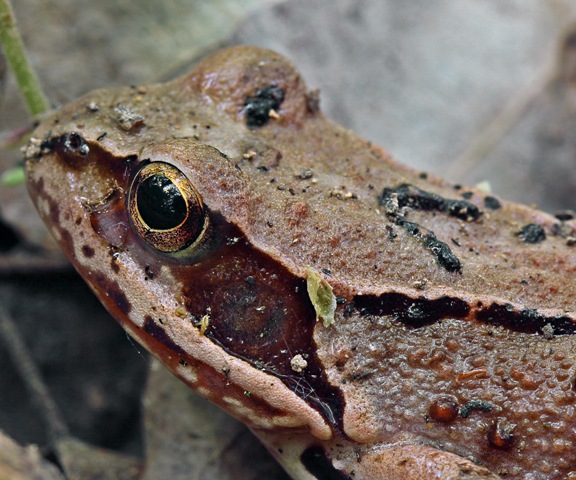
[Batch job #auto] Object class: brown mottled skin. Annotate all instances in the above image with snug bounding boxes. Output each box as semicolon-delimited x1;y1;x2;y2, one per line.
24;46;576;479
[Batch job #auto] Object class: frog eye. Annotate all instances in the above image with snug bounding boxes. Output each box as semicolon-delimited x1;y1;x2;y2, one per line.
129;162;207;253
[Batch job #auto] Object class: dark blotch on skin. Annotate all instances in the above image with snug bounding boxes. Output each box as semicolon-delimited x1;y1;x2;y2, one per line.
377;184;466;272
143;316;186;357
476;304;576;335
106;280;131;314
484;196;502;210
354;294;470;327
301;446;352;480
92;272;132;315
81;245;95;258
399;220;462;273
145;265;154;279
422;231;461;272
59;230;75;263
110;257;120;273
41;132;90;159
46;192;60;226
378;183;482;221
356;294;575;336
460;400;493;418
555;210;575;221
515;223;546;244
244;85;285;128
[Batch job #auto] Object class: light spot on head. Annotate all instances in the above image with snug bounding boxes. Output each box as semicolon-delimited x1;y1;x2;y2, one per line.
50;226;62;241
251;416;274;429
196;386;211;398
269;414;306;428
212;394;274;429
38;197;51;218
222;396;242;407
176;363;198;385
126;311;145;328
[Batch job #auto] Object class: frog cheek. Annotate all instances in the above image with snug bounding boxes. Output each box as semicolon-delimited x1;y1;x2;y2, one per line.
128;161;209;256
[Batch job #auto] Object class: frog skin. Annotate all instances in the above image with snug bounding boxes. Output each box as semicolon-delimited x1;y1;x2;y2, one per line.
24;46;576;480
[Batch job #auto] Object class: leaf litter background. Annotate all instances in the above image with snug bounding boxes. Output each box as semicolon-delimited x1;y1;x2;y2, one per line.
1;0;576;478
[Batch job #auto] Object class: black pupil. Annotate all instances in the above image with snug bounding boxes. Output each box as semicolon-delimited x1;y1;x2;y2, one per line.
137;174;187;230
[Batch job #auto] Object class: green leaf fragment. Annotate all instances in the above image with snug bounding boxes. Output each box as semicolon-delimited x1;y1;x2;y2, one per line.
1;166;25;186
306;266;336;327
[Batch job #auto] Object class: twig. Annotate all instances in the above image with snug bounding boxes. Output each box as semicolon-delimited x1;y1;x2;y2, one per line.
0;305;69;445
0;0;49;116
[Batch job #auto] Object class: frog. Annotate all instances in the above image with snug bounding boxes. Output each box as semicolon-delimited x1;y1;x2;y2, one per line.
23;45;576;479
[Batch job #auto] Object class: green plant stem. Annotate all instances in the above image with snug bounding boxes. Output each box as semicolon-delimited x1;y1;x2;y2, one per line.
0;0;48;116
